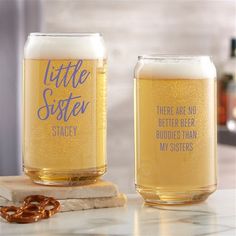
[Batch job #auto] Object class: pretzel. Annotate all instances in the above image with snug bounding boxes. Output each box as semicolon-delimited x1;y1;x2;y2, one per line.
1;205;43;223
0;195;60;223
23;195;48;206
39;197;60;219
23;195;60;218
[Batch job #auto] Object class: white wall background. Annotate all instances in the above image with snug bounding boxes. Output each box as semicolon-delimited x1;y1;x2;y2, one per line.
0;0;41;175
41;0;236;193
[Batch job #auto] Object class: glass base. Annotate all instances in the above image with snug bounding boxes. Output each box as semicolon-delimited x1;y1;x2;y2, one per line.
24;165;107;186
136;184;217;205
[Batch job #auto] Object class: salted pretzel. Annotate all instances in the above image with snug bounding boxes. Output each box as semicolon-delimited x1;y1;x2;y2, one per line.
0;195;60;223
1;205;43;223
23;195;60;219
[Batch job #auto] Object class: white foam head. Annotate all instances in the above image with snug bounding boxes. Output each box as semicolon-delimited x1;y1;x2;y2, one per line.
135;55;216;79
24;33;107;59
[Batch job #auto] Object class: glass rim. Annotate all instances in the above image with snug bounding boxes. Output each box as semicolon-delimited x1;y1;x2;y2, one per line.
138;54;212;61
29;32;102;37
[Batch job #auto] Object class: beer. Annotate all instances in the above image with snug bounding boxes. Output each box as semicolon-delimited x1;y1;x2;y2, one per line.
23;33;107;185
134;56;217;204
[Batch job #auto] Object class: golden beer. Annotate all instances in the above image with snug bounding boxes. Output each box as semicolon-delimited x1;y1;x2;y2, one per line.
23;33;107;185
134;56;217;204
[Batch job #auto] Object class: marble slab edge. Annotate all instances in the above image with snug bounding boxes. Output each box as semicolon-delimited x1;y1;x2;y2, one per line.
0;193;127;212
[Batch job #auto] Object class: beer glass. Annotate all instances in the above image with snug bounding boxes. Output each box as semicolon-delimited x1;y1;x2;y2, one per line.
134;55;217;204
23;33;107;185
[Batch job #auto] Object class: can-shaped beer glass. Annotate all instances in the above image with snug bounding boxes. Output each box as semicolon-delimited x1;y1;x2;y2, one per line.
134;55;217;204
23;33;107;185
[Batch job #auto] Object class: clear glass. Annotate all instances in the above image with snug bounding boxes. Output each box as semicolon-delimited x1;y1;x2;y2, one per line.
134;55;217;205
23;33;107;185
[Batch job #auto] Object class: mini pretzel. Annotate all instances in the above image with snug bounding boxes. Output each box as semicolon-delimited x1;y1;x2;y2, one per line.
23;195;48;206
21;203;44;216
0;195;60;223
1;206;20;222
39;197;60;219
23;195;60;218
